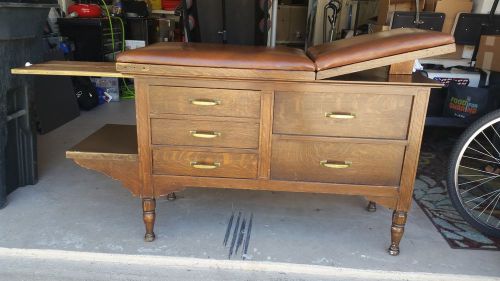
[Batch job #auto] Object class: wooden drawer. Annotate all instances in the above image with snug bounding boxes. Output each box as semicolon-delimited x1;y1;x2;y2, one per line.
149;86;261;118
152;148;258;179
151;118;260;149
273;91;413;139
270;137;405;186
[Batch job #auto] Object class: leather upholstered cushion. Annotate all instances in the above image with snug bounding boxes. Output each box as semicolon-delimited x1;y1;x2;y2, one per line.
116;42;315;71
307;28;455;71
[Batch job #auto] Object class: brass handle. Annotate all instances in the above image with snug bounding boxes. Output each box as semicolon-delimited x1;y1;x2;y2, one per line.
320;160;351;169
190;99;221;106
190;161;220;169
325;112;356;119
189;130;221;139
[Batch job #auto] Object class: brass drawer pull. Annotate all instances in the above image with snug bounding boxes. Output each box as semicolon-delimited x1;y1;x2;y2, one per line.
190;99;221;106
320;160;352;169
189;130;222;139
325;112;356;119
190;161;220;169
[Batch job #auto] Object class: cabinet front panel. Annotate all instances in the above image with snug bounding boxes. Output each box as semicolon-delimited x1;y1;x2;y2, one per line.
149;86;261;118
271;138;405;186
151;118;260;149
153;148;258;179
273;91;413;139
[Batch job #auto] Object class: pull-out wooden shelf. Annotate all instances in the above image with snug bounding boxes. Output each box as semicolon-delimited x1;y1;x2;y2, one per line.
66;124;141;196
11;61;132;78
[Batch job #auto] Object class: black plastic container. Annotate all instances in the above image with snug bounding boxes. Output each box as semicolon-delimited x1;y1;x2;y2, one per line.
0;0;56;208
57;17;123;61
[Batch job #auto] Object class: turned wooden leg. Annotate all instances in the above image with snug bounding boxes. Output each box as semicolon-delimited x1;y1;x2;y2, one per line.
142;198;156;242
388;210;407;256
366;201;377;212
166;192;177;201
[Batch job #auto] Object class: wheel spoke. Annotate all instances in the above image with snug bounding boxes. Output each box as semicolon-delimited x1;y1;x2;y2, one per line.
459;174;496;177
461;176;497;195
462;155;500;165
485;193;500;223
466;146;500;163
490;124;500;143
478;192;500;219
466;189;500;205
473;138;499;162
458;174;500;186
481;131;500;159
459;165;500;177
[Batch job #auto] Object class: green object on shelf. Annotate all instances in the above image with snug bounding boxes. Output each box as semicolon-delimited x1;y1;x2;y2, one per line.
120;84;135;100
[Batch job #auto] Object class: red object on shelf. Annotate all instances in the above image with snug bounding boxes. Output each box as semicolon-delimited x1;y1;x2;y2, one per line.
68;4;102;18
162;0;181;11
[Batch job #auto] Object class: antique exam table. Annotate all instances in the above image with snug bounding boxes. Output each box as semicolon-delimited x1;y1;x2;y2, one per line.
12;28;456;255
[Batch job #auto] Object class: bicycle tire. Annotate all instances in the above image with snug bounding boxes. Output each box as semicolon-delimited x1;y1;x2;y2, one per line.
447;110;500;238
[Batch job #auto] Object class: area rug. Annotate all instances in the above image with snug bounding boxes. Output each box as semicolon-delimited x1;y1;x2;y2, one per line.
415;128;500;250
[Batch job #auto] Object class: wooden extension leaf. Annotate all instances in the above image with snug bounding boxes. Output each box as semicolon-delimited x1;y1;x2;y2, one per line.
11;61;132;78
66;124;141;196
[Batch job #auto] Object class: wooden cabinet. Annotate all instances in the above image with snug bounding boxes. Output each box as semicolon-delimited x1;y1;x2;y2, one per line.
9;32;456;255
64;76;432;256
145;81;422;193
134;78;431;255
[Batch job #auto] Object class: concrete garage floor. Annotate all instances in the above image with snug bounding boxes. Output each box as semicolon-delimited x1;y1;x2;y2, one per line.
0;101;499;280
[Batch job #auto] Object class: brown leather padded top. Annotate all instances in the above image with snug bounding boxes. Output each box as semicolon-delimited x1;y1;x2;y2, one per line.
116;42;315;71
307;28;455;71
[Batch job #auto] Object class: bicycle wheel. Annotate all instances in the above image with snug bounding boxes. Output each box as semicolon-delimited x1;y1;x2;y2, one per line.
447;110;500;238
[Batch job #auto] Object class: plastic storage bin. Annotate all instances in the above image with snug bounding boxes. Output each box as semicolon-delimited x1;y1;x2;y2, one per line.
0;0;57;208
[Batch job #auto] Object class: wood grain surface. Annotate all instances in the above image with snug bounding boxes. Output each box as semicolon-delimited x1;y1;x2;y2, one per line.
135;78;155;197
271;137;406;186
73;159;141;196
66;124;137;161
151;118;260;149
153;175;399;198
152;148;258;179
397;89;431;211
11;61;132;78
149;86;261;118
273;91;413;139
116;62;316;81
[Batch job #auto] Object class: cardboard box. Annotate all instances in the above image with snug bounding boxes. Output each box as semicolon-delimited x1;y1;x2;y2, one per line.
473;0;500;14
434;0;473;34
277;5;307;43
377;0;425;25
424;68;481;87
432;44;475;59
369;23;390;33
155;18;176;42
476;35;500;72
424;0;438;11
